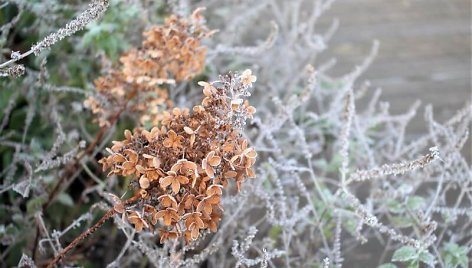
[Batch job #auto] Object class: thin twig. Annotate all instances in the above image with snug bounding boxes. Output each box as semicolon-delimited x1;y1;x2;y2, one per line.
46;208;116;268
0;0;109;71
46;196;139;268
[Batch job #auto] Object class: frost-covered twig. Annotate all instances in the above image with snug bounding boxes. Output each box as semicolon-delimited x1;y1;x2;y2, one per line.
333;213;343;268
346;147;440;184
339;89;355;186
212;21;278;56
46;196;138;268
0;0;109;75
232;227;285;268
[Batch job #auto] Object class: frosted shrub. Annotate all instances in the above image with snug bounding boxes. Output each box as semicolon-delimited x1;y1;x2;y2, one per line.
0;0;470;267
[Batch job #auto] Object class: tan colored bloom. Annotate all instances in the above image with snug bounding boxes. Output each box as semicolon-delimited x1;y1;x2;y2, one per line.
202;151;221;178
144;204;159;225
191;7;206;21
193;105;205;113
160;171;189;194
111;153;126;163
111;140;125;152
223;170;238;179
197;194;220;217
137;155;164;181
99;70;258;243
243;100;256;117
142;127;160;142
183;193;200;210
127;211;149;232
245;166;256;178
203;210;222;233
155;208;179;226
124;129;133;141
86;10;213;126
122;149;139;176
163;130;183;149
230;141;257;169
206;184;223;196
198;81;217;97
197;176;212;192
184;212;204;241
243;147;257;159
240;69;257;87
161;111;172;126
171;159;199;180
158;194;178;209
172;107;189;117
159;230;178;244
231;98;243;111
184;126;197;147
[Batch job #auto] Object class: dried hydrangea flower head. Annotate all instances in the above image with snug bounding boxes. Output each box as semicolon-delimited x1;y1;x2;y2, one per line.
85;8;214;127
100;70;257;243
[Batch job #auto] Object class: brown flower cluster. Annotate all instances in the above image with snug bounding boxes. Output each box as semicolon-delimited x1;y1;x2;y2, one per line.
85;8;213;127
100;70;257;243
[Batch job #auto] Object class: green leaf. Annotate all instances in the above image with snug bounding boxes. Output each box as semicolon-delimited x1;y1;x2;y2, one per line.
57;193;74;207
418;251;434;266
406;196;425;210
26;196;47;214
386;199;404;214
269;226;282;239
392;246;417;262
443;242;468;268
326;153;343;173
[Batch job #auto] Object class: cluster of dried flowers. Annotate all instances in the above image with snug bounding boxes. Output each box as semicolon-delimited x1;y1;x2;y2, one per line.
84;8;214;127
100;70;257;243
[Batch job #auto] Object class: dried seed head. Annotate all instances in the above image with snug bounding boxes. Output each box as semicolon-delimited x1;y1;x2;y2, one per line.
100;70;257;243
85;9;212;127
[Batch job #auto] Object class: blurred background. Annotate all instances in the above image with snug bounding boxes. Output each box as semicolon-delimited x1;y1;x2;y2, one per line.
318;0;471;158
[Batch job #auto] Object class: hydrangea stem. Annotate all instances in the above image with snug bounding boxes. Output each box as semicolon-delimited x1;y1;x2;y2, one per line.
46;208;116;268
46;196;138;268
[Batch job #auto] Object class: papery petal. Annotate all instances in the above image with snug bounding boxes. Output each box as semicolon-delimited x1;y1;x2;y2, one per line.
224;170;237;178
171;180;180;194
246;168;256;178
152;157;161;168
208;155;221;166
160;176;173;188
163;139;172;148
163;214;172;226
184;126;194;134
178;175;189;184
139;176;150;189
112;154;126;162
244;148;257;158
205;167;215;178
122;161;135;170
124;129;133;140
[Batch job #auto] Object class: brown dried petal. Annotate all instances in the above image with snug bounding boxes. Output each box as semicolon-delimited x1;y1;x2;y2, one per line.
139;176;150;189
124;129;133;140
112;154;126;162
